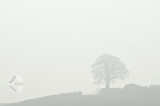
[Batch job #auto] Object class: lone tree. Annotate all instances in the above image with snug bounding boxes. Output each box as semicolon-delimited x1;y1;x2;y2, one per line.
91;54;129;88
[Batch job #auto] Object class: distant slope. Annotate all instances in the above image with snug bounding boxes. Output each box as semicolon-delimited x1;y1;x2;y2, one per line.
2;87;160;106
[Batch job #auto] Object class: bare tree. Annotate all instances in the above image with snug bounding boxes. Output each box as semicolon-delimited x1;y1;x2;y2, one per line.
91;54;129;88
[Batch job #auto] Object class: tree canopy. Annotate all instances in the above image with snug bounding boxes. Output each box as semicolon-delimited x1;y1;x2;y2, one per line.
91;54;129;88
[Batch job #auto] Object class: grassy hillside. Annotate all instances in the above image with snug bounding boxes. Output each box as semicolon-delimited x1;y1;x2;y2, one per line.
2;84;160;106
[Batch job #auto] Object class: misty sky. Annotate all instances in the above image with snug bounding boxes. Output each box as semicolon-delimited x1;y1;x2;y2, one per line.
0;0;160;103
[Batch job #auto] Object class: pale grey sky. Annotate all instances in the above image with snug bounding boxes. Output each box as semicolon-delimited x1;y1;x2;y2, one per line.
0;0;160;103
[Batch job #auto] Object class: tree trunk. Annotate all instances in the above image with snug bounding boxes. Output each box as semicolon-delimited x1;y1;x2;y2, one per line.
105;82;110;88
